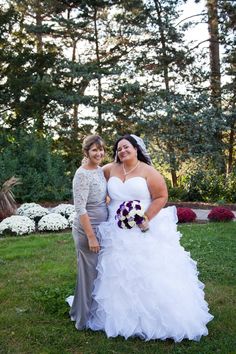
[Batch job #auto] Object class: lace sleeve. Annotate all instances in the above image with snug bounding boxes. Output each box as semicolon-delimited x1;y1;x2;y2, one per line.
73;170;90;216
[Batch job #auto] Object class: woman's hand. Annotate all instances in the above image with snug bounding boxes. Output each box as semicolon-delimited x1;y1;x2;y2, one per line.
79;214;100;253
138;215;149;233
88;236;100;253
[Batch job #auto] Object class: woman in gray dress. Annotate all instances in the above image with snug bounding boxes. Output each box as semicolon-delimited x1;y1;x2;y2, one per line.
67;135;108;330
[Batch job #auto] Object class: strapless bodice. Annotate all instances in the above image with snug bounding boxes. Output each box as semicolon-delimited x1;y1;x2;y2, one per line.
107;176;151;220
108;176;151;201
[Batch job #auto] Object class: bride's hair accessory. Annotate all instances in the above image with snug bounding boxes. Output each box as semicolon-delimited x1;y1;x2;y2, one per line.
115;200;149;232
130;134;152;165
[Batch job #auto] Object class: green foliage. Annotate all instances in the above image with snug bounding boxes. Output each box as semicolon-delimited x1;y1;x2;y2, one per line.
0;130;71;202
185;170;236;203
168;186;189;202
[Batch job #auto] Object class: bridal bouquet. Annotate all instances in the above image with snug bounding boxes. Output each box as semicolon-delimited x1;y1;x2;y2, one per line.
115;200;146;229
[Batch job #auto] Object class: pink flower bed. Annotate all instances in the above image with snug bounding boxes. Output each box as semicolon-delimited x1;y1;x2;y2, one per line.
207;207;235;222
177;207;196;223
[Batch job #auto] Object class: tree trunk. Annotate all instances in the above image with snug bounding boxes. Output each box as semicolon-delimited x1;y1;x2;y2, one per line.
94;7;103;134
35;3;43;54
227;120;235;174
207;0;226;172
170;170;178;188
35;0;44;132
153;0;178;186
71;37;79;141
207;0;221;109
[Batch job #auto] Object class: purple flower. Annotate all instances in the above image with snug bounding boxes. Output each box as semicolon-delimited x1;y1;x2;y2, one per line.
123;209;129;216
134;214;144;224
117;220;123;228
116;208;121;215
124;219;132;229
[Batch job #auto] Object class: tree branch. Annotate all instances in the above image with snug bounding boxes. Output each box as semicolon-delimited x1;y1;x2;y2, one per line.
175;12;207;27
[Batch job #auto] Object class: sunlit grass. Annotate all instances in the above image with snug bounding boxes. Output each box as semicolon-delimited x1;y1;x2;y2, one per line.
0;222;235;354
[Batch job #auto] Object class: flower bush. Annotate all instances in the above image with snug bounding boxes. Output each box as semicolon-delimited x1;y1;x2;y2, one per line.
38;213;68;231
208;207;235;222
18;204;49;222
177;207;196;223
51;204;75;218
17;203;41;214
0;215;35;236
68;212;76;228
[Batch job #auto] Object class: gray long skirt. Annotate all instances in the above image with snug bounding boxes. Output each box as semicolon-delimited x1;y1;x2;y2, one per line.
69;209;107;329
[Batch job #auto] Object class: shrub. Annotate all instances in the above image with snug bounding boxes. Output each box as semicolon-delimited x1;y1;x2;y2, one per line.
0;215;35;236
38;213;68;231
0;130;71;202
168;187;189;202
17;203;41;214
186;170;236;203
208;207;235;222
17;204;49;222
177;207;196;223
51;204;75;218
68;212;76;228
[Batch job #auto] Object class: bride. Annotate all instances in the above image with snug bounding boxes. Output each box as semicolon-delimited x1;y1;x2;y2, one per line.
87;134;213;342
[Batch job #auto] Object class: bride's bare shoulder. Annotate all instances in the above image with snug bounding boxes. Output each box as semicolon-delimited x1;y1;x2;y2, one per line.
102;162;119;179
141;163;163;179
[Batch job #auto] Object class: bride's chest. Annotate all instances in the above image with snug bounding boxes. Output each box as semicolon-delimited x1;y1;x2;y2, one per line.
108;176;151;200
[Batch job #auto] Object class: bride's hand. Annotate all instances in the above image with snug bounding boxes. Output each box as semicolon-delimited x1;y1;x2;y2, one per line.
138;216;149;232
88;237;100;253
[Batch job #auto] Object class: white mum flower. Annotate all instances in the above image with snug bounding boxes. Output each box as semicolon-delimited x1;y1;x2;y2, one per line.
68;212;76;228
51;204;75;218
38;213;68;231
18;205;49;221
17;203;41;215
0;215;35;236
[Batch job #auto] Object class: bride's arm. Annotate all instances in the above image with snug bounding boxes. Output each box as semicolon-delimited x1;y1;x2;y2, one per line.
145;167;168;221
102;162;115;181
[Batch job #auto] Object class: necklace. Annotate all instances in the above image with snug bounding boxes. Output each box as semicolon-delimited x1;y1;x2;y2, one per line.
123;161;140;176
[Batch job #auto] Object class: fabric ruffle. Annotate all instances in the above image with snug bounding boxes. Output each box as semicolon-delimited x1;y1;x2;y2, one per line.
88;206;213;341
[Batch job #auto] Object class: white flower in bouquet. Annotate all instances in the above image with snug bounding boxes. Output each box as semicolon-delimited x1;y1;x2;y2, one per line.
18;205;49;222
68;212;76;228
38;213;68;231
0;215;35;236
128;209;137;218
51;204;75;218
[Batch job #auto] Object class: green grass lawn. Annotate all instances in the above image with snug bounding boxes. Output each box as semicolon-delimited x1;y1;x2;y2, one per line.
0;222;235;354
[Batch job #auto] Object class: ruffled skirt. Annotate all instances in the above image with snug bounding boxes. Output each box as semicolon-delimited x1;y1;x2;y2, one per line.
87;206;213;341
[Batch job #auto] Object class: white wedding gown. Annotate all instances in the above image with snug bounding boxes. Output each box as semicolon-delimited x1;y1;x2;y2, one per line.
87;176;213;341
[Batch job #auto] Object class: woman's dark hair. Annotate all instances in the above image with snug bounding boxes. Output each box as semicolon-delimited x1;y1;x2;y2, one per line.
113;134;151;165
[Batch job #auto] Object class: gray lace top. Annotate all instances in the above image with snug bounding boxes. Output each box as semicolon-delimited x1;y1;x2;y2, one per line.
73;166;107;227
